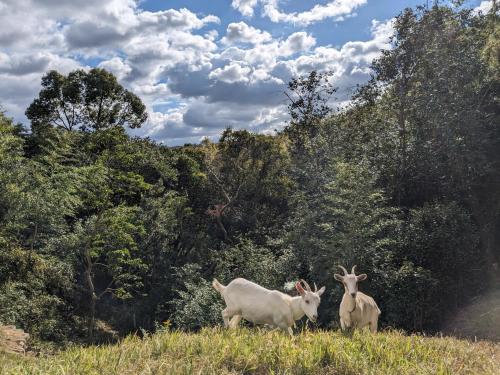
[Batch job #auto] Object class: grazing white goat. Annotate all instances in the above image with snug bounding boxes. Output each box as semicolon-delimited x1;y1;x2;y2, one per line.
212;278;325;335
333;265;381;333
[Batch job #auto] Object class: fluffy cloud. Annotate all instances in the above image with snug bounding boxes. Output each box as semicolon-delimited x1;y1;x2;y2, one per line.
283;19;394;101
232;0;367;25
221;22;272;45
231;0;259;17
473;1;494;14
140;18;393;145
98;57;132;81
280;32;317;55
63;7;220;51
209;63;252;83
0;52;51;75
216;31;316;68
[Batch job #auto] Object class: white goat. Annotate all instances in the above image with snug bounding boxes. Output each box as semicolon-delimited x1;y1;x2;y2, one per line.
213;277;325;335
333;265;381;333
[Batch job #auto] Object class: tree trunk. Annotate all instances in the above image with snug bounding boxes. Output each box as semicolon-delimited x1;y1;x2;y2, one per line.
89;289;97;339
83;245;97;339
215;215;228;241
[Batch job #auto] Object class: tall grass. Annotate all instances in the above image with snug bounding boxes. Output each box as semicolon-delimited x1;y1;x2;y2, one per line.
1;328;498;375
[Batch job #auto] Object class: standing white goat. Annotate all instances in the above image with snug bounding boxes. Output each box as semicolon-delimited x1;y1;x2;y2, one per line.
213;278;325;335
333;265;381;333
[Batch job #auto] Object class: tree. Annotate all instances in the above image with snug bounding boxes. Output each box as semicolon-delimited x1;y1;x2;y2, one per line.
369;6;499;204
26;68;147;132
202;129;291;242
400;202;481;330
283;71;335;153
368;5;500;271
59;206;146;338
288;161;403;327
0;112;80;341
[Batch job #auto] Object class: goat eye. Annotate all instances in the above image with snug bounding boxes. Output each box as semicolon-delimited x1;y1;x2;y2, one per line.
305;300;310;304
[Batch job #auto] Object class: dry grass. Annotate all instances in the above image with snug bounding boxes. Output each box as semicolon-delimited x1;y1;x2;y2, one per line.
0;326;29;354
1;328;498;375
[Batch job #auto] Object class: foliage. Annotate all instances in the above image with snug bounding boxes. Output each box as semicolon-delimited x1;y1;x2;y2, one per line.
284;71;335;147
287;161;403;327
26;68;147;132
170;238;294;330
397;202;481;330
168;264;223;330
201;128;292;242
0;246;76;342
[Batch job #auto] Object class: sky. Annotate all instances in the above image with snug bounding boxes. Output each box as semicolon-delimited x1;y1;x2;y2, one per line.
0;0;492;145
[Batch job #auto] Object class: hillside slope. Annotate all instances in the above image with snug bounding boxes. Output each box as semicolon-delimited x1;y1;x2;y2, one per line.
1;328;498;375
443;288;500;342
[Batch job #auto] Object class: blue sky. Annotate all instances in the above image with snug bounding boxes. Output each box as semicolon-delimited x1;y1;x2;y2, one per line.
0;0;490;145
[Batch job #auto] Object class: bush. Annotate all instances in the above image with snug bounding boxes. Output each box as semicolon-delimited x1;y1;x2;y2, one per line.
169;239;294;330
168;264;223;330
0;247;76;342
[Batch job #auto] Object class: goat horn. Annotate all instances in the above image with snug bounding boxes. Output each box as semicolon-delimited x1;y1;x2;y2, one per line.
314;282;318;292
339;266;348;275
351;265;357;274
300;279;312;292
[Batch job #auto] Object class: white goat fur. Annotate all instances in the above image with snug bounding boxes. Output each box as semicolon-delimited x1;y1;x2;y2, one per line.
334;266;381;333
213;278;325;335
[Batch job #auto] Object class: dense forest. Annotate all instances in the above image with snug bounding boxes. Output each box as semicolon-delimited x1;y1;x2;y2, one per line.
0;4;498;345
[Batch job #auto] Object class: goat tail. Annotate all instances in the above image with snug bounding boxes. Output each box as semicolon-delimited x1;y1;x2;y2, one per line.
212;279;226;294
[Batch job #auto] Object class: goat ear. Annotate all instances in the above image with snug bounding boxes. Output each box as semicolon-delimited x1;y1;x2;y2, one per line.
316;286;326;296
333;274;344;282
357;274;367;281
295;281;306;296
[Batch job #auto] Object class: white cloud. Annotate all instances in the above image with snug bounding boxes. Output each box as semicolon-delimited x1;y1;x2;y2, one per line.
136;8;219;31
473;1;494;15
221;22;272;45
63;7;220;51
231;0;367;25
98;57;132;81
144;18;393;144
0;52;51;75
209;63;252;83
231;0;259;17
216;31;316;68
205;30;219;41
279;32;317;55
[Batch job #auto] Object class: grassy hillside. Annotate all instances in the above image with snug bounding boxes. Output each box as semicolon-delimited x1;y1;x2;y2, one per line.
443;288;500;342
1;328;498;375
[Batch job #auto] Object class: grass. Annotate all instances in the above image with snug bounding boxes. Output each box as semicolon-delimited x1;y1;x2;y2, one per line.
1;328;498;375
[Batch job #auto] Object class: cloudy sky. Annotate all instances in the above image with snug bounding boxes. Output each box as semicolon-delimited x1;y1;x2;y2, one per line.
0;0;490;145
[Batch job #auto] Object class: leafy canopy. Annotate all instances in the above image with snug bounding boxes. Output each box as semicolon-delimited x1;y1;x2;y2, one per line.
26;68;147;132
